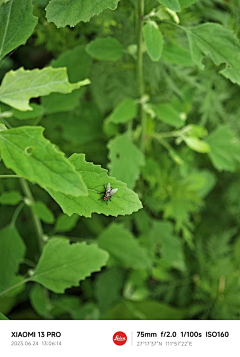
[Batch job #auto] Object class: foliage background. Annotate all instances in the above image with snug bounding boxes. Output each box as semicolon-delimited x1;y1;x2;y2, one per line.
0;0;240;320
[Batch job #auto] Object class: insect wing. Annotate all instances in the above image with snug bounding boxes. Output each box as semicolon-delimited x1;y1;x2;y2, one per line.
106;182;111;191
110;188;118;196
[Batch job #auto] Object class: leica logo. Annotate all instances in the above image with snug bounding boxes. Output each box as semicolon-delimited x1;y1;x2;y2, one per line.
113;331;127;346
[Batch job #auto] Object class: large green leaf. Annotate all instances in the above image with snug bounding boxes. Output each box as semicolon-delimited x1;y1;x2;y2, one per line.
98;223;151;269
179;0;198;9
143;22;163;62
206;125;240;172
162;42;193;66
46;0;121;27
0;126;88;197
0;67;90;111
48;154;143;217
86;37;123;61
157;0;180;12
0;0;38;60
107;133;145;189
0;225;26;293
41;45;92;114
31;238;109;293
187;23;240;85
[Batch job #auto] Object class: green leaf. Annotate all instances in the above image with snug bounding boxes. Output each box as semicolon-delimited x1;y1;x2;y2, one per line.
107;133;145;189
0;67;90;111
0;190;22;205
187;23;240;85
41;45;92;114
95;267;124;312
0;0;38;60
86;37;123;61
0;126;88;197
184;137;210;153
0;225;26;293
162;42;193;66
48;154;143;217
105;300;187;319
30;284;49;317
46;0;121;27
55;213;79;233
12;104;44;120
157;0;180;11
143;22;163;62
32;201;55;224
206;125;240;172
178;0;198;9
149;221;185;271
0;312;8;320
107;98;137;124
152;103;184;127
31;238;109;293
98;223;151;269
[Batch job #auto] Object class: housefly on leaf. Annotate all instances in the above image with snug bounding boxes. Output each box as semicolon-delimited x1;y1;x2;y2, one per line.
98;182;118;204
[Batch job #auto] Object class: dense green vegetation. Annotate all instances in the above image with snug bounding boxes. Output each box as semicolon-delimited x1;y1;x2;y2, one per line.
0;0;240;320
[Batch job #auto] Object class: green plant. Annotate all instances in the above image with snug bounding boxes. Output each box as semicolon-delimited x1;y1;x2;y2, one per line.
0;0;240;320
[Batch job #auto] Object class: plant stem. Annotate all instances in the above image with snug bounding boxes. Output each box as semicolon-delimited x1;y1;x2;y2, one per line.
20;178;44;252
137;0;147;152
0;277;31;298
11;202;25;226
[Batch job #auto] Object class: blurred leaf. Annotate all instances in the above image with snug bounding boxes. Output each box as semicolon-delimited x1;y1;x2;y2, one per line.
46;0;121;27
41;45;92;114
32;201;55;224
55;213;79;233
179;0;198;8
206;125;240;172
0;67;90;111
184;137;210;153
30;284;49;317
98;223;151;269
95;267;124;312
108;133;145;189
143;21;164;62
162;42;193;66
105;300;187;319
31;238;109;293
152;103;184;127
157;0;180;11
86;37;123;61
0;0;37;60
0;312;8;319
0;126;88;197
0;225;26;293
13;104;44;120
0;190;22;205
107;98;137;124
48;154;143;217
187;23;240;85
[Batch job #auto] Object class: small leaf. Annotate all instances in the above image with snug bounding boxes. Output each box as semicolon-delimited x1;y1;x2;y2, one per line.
107;133;145;189
184;137;210;153
98;223;151;269
179;0;198;9
0;190;22;205
86;37;123;61
31;238;109;293
157;0;180;11
12;104;44;120
48;154;143;217
55;213;79;233
107;98;137;124
0;67;90;111
0;126;88;197
206;125;240;172
187;23;240;85
162;42;193;66
143;21;163;62
0;312;8;320
30;284;50;317
0;225;26;293
32;201;55;224
152;103;184;127
0;0;38;60
46;0;120;27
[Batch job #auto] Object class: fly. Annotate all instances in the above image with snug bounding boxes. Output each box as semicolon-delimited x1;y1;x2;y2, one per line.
98;182;118;204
